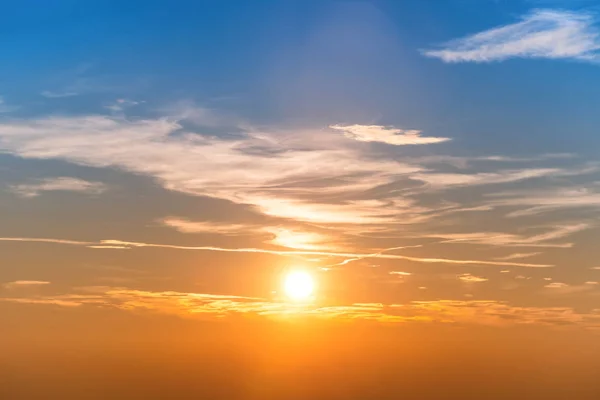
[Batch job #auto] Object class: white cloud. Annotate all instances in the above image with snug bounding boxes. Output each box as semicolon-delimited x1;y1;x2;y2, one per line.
0;116;427;226
10;177;106;198
330;124;450;145
423;9;600;63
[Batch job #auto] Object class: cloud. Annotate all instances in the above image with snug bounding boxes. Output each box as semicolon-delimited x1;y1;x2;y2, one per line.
0;115;427;226
105;98;141;112
423;223;588;249
544;281;599;294
40;90;79;98
389;271;411;276
4;286;600;328
330;124;450;145
423;9;600;63
93;240;553;267
458;274;488;283
0;237;94;246
262;227;334;250
0;236;553;268
10;177;106;198
0;110;595;267
162;218;335;250
411;166;595;190
88;245;130;249
487;187;600;217
3;280;50;289
161;218;254;235
495;252;541;260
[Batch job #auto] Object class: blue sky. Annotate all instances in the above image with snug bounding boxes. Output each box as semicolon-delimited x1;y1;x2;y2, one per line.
2;0;600;327
4;0;600;155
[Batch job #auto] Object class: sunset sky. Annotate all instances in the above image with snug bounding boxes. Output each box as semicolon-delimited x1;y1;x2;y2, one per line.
3;1;600;398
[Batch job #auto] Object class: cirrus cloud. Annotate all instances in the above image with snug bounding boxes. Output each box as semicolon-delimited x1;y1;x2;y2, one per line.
423;9;600;63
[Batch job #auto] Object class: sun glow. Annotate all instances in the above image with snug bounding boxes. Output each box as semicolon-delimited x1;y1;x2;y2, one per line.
283;270;315;301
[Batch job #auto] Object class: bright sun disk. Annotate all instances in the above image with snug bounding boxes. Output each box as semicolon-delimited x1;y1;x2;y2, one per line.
283;270;314;301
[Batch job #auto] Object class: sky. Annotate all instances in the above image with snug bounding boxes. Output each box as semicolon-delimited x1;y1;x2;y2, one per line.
3;1;600;398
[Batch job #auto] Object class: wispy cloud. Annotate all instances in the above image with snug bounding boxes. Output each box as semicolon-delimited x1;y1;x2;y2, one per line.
105;98;141;112
262;227;334;250
412;166;595;190
0;110;596;273
423;9;600;63
4;286;600;328
0;115;426;225
544;281;599;294
495;252;541;260
330;124;450;145
423;223;588;248
40;90;79;98
162;218;335;250
161;218;255;235
0;236;553;268
3;280;50;289
458;274;488;283
10;177;106;198
487;187;600;217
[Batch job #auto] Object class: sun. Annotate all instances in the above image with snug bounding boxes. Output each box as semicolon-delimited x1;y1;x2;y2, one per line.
283;270;315;301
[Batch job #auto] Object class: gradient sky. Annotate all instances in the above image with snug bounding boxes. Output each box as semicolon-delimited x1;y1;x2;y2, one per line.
3;3;600;392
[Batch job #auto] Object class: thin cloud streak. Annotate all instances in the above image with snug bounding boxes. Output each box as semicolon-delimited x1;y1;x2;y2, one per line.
10;177;106;198
418;223;588;249
3;280;50;289
40;90;79;98
496;252;542;260
0;236;553;268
